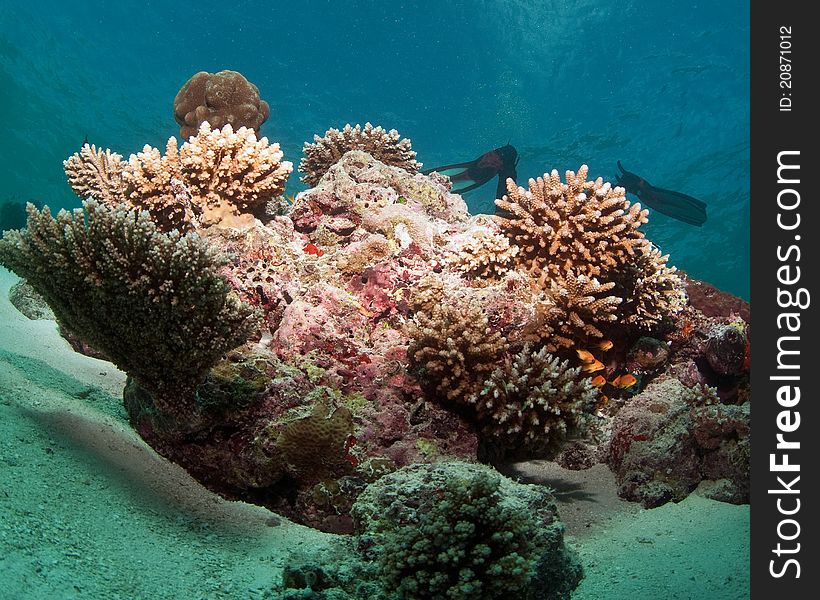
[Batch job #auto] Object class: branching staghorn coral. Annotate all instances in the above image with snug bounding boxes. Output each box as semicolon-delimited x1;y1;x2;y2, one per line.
63;144;127;205
494;165;648;281
406;296;506;403
475;345;598;450
495;165;685;334
63;122;293;230
545;270;622;342
299;123;421;186
0;200;260;414
617;243;688;329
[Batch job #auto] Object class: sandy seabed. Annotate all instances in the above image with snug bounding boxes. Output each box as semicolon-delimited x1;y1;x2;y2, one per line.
0;268;749;599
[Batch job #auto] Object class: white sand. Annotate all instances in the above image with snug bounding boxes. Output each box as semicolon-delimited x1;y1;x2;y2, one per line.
0;267;750;599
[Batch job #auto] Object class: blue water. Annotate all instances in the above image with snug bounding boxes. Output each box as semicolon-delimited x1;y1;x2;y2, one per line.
0;0;749;299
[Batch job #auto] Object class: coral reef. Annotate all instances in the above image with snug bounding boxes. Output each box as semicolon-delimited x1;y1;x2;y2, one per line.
173;70;270;139
64;122;293;230
4;126;751;532
352;462;582;600
0;201;259;417
300;123;421;186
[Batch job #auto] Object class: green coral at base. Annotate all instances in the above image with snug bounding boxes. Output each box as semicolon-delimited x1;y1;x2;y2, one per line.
0;200;259;410
352;462;582;600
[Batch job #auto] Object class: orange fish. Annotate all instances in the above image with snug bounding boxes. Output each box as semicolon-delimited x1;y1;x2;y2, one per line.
576;349;596;364
581;359;605;373
612;374;638;389
303;243;325;257
590;375;607;387
596;395;610;411
597;340;614;351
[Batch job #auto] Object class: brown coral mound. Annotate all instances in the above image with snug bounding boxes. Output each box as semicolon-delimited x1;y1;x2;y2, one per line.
475;345;597;451
173;70;270;139
64;122;292;230
299;123;421;186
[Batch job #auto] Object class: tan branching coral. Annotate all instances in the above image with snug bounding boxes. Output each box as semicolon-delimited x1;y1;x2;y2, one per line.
494;165;649;280
494;165;685;334
446;227;519;281
63;122;293;230
406;296;506;403
619;244;688;328
475;345;597;449
546;270;622;341
63;144;127;205
173;70;270;139
299;123;421;186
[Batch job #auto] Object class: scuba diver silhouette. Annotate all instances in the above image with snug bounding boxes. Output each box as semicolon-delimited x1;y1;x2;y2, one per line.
425;147;707;226
422;144;519;201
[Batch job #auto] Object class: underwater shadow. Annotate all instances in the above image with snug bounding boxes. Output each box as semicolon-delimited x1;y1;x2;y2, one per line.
496;461;601;504
1;349;285;540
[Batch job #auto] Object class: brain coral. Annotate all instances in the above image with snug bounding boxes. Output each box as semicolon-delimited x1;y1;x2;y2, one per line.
352;462;582;600
173;70;270;139
299;123;421;186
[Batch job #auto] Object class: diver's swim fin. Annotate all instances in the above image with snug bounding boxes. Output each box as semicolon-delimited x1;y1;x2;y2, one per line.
616;161;707;227
637;186;707;226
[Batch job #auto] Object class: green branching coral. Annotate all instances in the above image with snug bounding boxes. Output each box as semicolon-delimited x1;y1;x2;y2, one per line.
0;200;259;412
475;345;597;452
352;462;582;600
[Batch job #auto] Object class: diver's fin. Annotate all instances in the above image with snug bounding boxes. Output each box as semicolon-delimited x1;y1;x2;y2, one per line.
452;179;491;194
421;161;475;175
639;185;707;226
